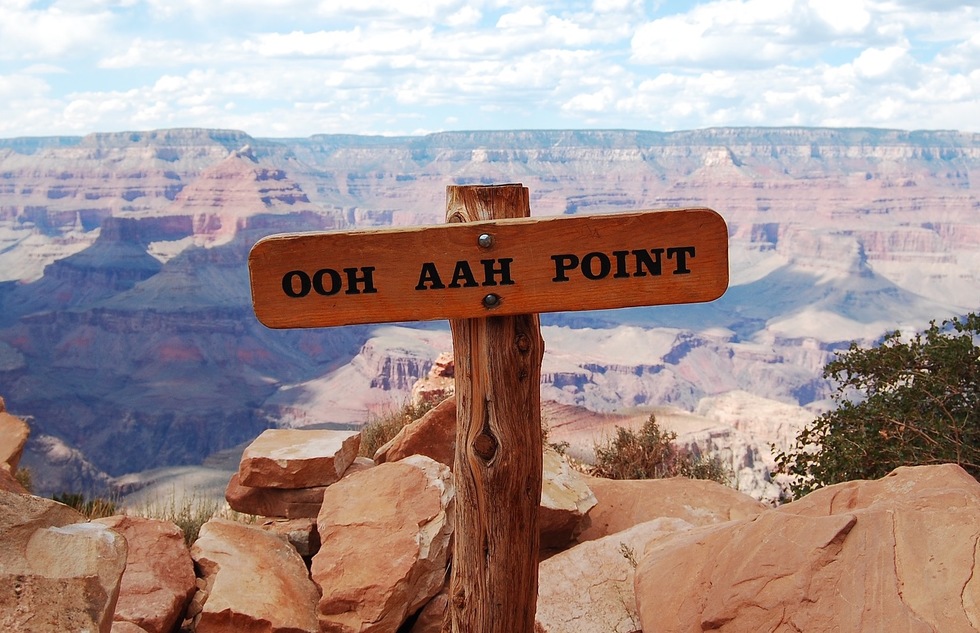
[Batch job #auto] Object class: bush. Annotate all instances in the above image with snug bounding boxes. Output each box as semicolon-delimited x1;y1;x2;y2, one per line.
775;313;980;498
591;414;730;484
358;400;435;458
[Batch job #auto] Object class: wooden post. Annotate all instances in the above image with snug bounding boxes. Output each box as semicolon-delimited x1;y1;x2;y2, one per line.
447;184;544;633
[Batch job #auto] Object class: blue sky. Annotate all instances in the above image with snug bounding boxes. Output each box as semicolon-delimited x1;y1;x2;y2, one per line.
1;0;978;138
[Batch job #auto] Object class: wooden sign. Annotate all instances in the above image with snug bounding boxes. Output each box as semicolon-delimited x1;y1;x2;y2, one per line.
248;207;728;328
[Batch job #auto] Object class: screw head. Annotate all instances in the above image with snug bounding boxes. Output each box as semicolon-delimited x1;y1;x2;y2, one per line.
477;233;494;249
482;293;501;308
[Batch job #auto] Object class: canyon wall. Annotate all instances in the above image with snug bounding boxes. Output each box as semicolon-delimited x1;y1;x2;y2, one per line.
0;127;977;495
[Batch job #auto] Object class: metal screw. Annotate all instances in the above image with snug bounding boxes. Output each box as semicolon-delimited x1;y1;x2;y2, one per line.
477;233;494;249
483;293;501;308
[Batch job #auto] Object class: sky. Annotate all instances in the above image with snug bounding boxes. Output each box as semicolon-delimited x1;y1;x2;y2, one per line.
1;0;979;139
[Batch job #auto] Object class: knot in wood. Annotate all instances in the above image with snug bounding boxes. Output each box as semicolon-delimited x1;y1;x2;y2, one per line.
472;431;499;462
515;333;531;353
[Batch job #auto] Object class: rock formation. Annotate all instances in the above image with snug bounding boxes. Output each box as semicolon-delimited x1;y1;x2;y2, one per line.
0;491;127;633
93;515;196;633
191;517;320;633
633;464;980;632
312;455;455;633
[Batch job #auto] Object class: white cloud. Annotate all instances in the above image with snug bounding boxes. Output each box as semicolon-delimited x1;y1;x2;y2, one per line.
0;3;114;59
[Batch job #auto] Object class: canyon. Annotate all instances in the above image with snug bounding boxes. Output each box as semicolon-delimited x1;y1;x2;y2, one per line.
0;127;977;499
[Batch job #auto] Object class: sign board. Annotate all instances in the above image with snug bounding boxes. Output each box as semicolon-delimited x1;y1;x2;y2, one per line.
248;207;728;328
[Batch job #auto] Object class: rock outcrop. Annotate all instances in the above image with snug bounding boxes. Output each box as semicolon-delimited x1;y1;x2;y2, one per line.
537;518;693;633
576;474;767;542
191;517;320;633
238;428;361;488
93;515;196;633
634;464;980;632
0;491;128;633
312;455;454;633
374;395;456;468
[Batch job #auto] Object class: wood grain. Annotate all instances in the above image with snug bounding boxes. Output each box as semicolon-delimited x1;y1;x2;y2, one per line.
248;206;729;328
447;185;544;633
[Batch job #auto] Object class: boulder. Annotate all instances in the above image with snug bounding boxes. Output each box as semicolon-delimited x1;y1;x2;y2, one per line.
0;492;128;633
537;518;693;633
239;428;361;489
634;464;980;632
111;622;150;633
93;515;196;633
256;517;321;558
0;466;28;494
539;446;597;551
191;517;320;633
576;475;766;542
312;455;454;633
0;411;30;472
374;396;456;469
409;590;449;633
225;471;327;518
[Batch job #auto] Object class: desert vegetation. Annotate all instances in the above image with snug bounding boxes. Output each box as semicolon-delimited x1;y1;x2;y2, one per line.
590;414;731;484
776;312;980;498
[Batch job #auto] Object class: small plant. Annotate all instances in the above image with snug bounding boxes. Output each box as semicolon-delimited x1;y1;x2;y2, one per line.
358;400;435;458
14;467;32;493
591;414;731;485
130;491;256;546
52;492;118;519
619;542;638;568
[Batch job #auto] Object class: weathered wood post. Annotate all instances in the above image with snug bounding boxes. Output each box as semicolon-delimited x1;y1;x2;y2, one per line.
445;185;544;633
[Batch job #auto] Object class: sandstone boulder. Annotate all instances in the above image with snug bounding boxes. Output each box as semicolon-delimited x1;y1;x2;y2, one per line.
191;517;320;633
409;590;449;633
94;515;196;633
539;445;597;551
634;464;980;632
537;517;693;633
1;492;127;633
225;471;327;518
239;428;361;488
256;517;320;558
0;411;30;472
312;455;454;633
576;475;766;542
374;395;456;468
111;622;151;633
0;466;28;494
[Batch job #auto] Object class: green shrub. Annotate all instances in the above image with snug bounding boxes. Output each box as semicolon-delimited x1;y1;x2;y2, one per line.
591;414;731;484
774;313;980;498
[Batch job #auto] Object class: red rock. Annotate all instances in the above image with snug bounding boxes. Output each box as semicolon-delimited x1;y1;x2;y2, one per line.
239;428;361;489
634;464;980;632
0;466;28;494
539;446;597;551
0;411;30;472
256;517;320;558
410;352;455;407
537;518;692;633
576;475;766;542
312;455;454;633
111;622;150;633
94;516;196;633
0;492;128;633
409;590;449;633
191;518;320;633
374;395;456;468
225;471;326;518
